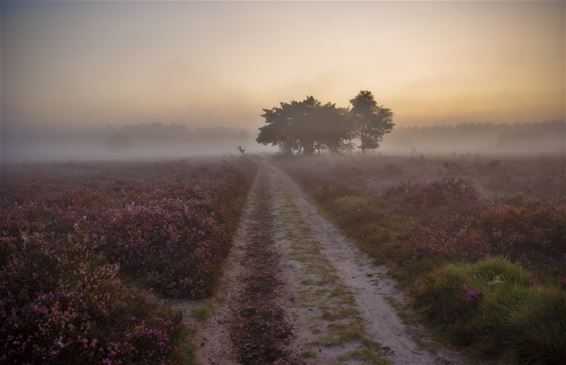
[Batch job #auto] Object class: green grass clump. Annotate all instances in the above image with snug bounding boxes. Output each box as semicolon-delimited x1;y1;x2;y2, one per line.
299;350;316;359
338;348;388;364
191;305;212;322
320;195;412;269
415;257;566;364
506;287;566;364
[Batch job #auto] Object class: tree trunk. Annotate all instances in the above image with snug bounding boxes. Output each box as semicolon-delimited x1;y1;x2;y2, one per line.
303;142;314;155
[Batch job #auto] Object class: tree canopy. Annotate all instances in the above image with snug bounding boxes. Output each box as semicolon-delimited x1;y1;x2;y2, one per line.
256;91;394;155
350;90;394;154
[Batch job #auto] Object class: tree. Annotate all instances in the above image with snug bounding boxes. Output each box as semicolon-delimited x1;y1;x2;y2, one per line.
349;90;394;154
256;96;349;155
315;104;349;153
289;96;321;155
256;91;393;155
256;103;297;155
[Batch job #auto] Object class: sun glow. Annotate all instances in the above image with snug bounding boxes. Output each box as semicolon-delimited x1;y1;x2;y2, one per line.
2;1;564;130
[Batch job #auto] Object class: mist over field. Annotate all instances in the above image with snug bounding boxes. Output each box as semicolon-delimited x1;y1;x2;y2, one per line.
2;122;266;162
2;1;564;163
3;120;564;162
1;2;566;365
380;120;565;156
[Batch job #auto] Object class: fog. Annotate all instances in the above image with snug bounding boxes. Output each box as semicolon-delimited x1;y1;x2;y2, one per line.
1;1;564;162
379;121;565;156
2;120;563;163
1;122;272;162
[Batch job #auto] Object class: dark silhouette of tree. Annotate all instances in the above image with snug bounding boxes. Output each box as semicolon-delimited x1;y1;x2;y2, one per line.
315;104;350;153
290;96;321;155
349;90;394;154
256;104;297;155
344;109;357;154
257;91;394;155
257;96;349;155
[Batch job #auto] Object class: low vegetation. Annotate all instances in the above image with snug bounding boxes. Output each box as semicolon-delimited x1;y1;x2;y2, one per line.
0;158;257;364
415;257;566;364
278;154;566;364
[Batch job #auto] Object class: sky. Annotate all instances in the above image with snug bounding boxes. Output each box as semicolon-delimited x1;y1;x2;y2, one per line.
1;1;564;131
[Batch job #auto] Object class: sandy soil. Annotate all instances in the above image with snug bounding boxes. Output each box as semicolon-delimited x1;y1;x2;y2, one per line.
183;161;471;365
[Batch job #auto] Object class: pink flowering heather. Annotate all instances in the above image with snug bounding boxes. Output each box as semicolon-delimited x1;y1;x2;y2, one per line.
0;158;257;364
462;284;483;302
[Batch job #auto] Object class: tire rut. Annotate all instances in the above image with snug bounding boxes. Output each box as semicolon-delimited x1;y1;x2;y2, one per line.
189;167;294;365
229;171;294;365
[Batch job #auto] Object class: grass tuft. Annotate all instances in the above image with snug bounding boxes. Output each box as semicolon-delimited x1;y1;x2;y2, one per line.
415;257;566;363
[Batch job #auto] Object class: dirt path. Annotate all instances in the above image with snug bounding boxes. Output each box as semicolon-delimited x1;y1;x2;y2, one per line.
187;161;470;365
229;171;293;364
179;168;293;365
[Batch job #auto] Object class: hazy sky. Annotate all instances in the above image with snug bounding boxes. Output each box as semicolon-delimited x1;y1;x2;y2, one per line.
2;1;564;130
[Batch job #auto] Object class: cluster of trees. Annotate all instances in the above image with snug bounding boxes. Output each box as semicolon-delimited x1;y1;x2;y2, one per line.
256;90;394;155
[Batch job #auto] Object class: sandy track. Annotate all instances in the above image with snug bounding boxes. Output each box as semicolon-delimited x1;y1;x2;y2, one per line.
188;161;470;365
269;165;470;365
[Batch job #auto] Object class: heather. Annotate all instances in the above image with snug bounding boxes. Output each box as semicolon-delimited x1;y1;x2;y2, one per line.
0;235;187;364
278;154;566;364
0;158;257;364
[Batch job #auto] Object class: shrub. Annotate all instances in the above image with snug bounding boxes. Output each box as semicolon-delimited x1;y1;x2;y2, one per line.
506;287;566;364
385;178;480;212
407;223;490;262
89;198;225;298
486;159;502;171
468;201;566;268
0;234;187;365
330;196;381;225
383;163;403;176
415;258;565;364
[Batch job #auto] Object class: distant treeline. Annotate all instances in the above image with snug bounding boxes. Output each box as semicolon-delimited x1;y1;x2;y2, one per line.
104;123;250;148
4;122;250;146
2;122;254;161
3;117;563;160
382;120;564;153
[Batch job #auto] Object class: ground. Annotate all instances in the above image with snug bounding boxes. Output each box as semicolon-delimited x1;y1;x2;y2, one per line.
175;160;471;365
